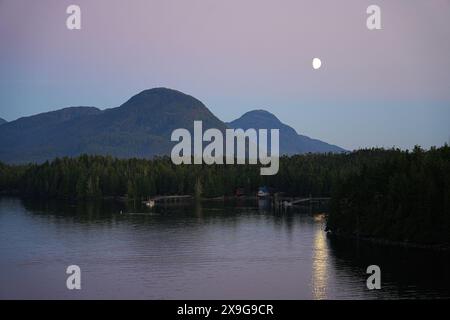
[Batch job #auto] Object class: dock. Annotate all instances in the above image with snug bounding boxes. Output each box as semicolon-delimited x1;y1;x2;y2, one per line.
289;197;331;205
273;195;331;209
143;195;192;207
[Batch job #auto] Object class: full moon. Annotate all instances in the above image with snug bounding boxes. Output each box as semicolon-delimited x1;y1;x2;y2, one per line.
312;58;322;70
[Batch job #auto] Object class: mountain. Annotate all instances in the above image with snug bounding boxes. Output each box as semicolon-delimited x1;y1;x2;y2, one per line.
0;88;344;164
0;118;6;125
228;110;345;155
0;88;226;164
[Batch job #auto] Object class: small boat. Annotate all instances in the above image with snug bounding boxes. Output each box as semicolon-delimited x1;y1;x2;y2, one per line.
282;201;292;207
145;200;155;208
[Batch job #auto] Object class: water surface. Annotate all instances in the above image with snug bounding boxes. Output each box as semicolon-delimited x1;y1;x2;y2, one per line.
1;197;449;299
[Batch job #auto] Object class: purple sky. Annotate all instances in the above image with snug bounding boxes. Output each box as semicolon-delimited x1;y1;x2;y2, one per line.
1;0;449;150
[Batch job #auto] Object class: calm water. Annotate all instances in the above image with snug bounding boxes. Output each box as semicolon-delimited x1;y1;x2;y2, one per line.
0;196;449;300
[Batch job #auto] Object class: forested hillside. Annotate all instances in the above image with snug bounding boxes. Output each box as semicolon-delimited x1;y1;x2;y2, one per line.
1;145;449;245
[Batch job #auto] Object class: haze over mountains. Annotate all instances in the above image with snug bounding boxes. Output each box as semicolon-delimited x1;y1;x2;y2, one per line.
0;88;345;164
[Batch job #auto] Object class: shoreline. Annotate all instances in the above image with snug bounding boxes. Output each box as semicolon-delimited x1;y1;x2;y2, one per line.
3;194;449;251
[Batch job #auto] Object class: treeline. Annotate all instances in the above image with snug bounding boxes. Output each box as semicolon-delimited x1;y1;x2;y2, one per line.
1;146;449;244
327;145;450;245
0;153;347;199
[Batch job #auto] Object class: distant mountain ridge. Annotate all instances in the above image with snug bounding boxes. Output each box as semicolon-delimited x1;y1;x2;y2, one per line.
228;110;345;155
0;117;6;125
0;88;344;164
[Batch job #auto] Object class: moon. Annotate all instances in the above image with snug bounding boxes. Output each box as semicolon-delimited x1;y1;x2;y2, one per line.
312;58;322;70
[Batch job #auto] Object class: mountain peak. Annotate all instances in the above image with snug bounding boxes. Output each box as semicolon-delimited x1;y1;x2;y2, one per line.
241;109;278;120
136;87;185;96
115;87;224;132
229;109;283;129
123;87;200;108
228;108;346;155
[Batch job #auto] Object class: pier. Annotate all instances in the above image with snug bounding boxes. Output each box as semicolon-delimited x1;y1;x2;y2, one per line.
143;195;193;207
288;197;331;205
272;195;331;210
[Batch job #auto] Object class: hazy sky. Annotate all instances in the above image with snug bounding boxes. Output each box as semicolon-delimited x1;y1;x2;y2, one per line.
1;0;449;150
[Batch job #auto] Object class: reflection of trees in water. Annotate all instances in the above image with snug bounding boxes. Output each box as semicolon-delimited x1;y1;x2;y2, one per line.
21;197;126;223
19;197;324;244
20;197;207;225
19;197;278;225
327;235;450;299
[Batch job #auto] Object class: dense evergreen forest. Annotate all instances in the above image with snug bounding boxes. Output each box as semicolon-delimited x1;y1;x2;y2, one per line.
328;145;450;245
0;145;449;245
0;153;349;199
